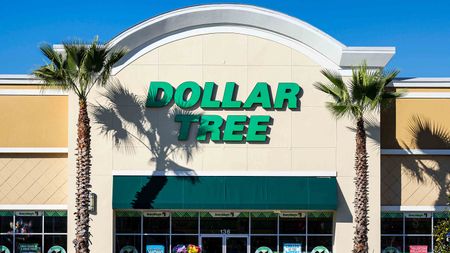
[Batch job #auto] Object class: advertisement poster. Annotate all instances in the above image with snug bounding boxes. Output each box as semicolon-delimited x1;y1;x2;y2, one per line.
409;245;427;253
283;243;301;253
146;245;164;253
47;245;66;253
255;246;273;253
18;244;40;253
119;246;138;253
0;245;11;253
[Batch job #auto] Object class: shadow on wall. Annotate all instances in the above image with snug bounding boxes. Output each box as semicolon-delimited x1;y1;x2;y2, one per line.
400;115;450;206
92;81;200;209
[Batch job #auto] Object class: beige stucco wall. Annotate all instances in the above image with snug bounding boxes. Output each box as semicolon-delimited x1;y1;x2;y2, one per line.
66;33;381;253
381;155;450;206
0;95;68;147
0;154;68;204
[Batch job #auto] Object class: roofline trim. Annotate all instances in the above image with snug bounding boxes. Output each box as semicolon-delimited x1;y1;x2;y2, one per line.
106;4;394;69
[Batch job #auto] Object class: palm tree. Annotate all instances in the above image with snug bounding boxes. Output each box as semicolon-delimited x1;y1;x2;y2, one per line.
33;37;127;253
314;63;400;253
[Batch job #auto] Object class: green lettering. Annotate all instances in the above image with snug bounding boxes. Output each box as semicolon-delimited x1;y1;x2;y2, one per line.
197;115;224;141
174;81;202;108
274;82;301;109
222;82;243;109
201;82;221;109
145;81;174;107
246;115;271;142
243;82;272;109
223;115;247;141
174;114;200;140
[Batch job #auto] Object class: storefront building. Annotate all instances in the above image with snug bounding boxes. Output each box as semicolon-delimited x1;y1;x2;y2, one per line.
0;4;449;253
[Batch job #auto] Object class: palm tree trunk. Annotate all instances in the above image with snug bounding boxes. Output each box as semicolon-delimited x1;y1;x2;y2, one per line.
353;117;369;253
74;99;92;253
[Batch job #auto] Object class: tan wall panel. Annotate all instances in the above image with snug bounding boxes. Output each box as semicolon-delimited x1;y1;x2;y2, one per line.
0;96;68;147
381;155;450;206
0;154;68;204
381;99;450;149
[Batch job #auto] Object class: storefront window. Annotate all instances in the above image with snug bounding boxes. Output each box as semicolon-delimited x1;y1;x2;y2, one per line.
381;213;403;234
251;236;277;253
307;213;333;234
116;235;141;253
381;236;403;253
201;213;248;234
279;236;306;252
307;236;332;253
0;211;68;253
405;214;431;234
172;235;198;248
381;212;444;253
172;213;198;234
279;213;306;234
143;215;170;234
251;213;277;234
116;211;141;234
143;235;170;253
405;236;432;252
115;211;335;253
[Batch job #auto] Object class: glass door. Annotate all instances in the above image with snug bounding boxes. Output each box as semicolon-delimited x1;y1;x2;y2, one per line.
225;236;248;253
200;235;248;253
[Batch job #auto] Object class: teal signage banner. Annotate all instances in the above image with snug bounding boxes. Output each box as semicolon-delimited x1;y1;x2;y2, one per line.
112;176;337;210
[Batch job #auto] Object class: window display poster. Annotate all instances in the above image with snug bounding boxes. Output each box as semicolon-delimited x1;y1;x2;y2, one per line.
283;243;301;253
147;245;164;253
120;245;138;253
0;245;11;253
255;246;273;253
47;245;66;253
18;243;40;253
409;245;427;253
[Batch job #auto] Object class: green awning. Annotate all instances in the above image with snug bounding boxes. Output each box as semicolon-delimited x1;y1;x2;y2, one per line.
113;176;337;210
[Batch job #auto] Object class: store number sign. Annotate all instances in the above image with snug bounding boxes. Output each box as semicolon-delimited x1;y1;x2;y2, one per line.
146;81;301;142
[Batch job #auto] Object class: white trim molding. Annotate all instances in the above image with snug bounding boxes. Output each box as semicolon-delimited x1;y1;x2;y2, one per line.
381;149;450;155
390;78;450;88
0;74;42;85
112;170;337;177
382;206;449;212
0;147;68;153
0;89;68;96
399;92;450;99
92;4;395;73
0;204;68;210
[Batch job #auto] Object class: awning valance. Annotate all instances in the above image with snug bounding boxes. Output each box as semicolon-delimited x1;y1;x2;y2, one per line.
112;175;337;210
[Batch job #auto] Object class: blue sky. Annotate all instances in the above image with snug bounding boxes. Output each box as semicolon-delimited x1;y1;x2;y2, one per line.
1;0;449;77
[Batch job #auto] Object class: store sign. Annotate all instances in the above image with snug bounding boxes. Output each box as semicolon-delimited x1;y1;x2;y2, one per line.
146;81;301;142
146;245;164;253
47;245;66;253
255;246;273;253
283;243;302;253
409;245;427;253
280;213;305;218
14;211;42;216
209;212;240;218
143;211;169;217
405;213;431;218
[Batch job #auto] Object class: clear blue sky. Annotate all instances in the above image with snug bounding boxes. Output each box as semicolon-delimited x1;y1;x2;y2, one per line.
1;0;449;77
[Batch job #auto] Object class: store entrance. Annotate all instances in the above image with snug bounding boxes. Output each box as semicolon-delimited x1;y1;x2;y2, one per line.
201;235;248;253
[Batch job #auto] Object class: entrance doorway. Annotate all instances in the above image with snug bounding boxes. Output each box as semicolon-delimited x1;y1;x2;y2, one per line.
200;235;248;253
